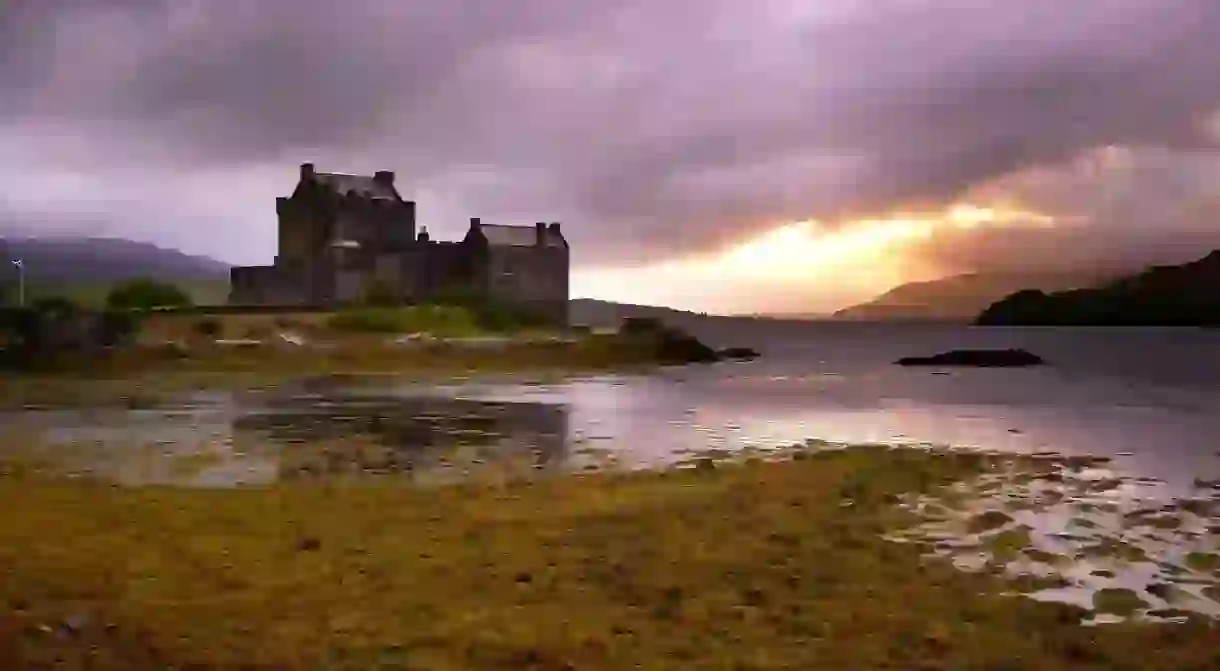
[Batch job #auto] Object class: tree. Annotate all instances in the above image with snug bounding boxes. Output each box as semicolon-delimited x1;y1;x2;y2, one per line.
105;278;193;312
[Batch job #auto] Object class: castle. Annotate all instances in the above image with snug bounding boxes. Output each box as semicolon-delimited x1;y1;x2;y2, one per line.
229;163;569;324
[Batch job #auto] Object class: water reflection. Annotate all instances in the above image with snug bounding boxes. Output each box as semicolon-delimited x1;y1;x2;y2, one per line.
239;391;570;483
0;383;575;486
4;366;1220;493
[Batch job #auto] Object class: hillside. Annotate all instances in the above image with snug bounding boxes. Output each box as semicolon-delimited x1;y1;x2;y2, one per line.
0;237;231;306
977;249;1220;327
831;270;1123;322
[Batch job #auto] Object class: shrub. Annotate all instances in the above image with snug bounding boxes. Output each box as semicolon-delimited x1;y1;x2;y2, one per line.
471;301;543;332
0;301;141;366
428;286;551;332
430;285;485;309
327;308;406;333
106;278;193;312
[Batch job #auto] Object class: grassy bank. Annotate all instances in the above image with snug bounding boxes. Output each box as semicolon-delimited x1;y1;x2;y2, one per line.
0;335;659;411
65;334;662;378
136;305;537;342
0;446;1217;669
0;306;691;392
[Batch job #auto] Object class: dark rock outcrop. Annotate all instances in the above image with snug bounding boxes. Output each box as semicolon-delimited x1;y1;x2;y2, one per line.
655;328;720;364
718;347;760;360
895;348;1046;368
616;317;752;365
620;316;666;335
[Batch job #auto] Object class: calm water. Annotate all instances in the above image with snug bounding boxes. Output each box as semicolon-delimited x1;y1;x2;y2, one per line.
5;322;1220;490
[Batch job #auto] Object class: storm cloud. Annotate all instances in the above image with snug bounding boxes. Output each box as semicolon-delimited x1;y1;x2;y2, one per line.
3;0;1220;290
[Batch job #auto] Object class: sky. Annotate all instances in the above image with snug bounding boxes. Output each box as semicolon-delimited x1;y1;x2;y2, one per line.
3;0;1220;314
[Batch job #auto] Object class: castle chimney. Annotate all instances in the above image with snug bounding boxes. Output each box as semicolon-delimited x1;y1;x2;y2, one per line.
548;222;561;234
470;217;481;229
373;170;395;186
300;163;315;181
535;222;547;246
417;226;430;243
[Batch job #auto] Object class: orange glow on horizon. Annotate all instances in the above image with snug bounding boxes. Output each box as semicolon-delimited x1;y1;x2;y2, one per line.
572;202;1059;314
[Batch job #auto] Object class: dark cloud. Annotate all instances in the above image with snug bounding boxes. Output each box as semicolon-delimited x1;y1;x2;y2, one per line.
2;0;1220;274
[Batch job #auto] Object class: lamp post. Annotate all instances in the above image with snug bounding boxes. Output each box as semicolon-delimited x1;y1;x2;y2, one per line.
10;259;23;307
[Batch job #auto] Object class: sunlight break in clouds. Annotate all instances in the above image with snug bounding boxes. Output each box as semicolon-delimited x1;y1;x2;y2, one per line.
572;204;1058;314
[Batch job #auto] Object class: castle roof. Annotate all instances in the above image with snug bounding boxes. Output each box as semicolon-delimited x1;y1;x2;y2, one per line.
313;172;399;200
480;224;565;248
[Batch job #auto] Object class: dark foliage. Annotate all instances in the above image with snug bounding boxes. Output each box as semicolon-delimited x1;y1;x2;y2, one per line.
360;279;401;307
106;278;193;312
429;285;551;331
0;298;141;370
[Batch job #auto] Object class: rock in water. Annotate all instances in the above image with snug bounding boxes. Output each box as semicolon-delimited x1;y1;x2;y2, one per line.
719;347;760;360
895;348;1046;368
656;328;720;364
615;317;757;364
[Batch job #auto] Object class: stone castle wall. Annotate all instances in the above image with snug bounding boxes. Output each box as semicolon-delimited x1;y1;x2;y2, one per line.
229;166;570;324
484;245;569;324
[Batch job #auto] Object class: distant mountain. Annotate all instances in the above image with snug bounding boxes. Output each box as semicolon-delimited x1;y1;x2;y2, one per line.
977;250;1220;327
1;237;229;283
755;312;832;320
831;270;1124;322
0;236;230;305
